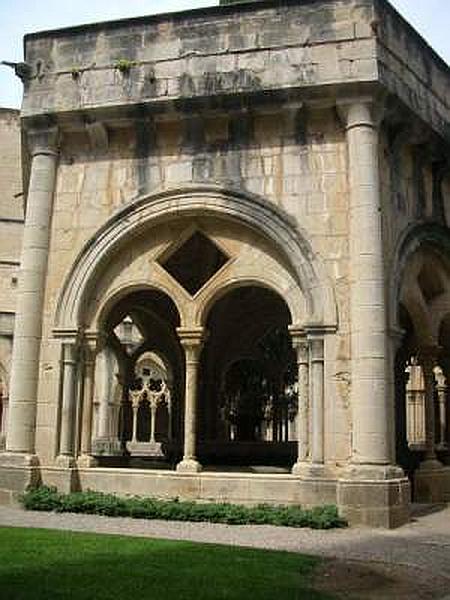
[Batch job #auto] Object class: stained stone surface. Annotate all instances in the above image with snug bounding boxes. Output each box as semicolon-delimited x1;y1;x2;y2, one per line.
0;0;449;527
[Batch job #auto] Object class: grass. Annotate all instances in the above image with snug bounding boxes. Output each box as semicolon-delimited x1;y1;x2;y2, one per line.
0;526;334;599
20;486;346;529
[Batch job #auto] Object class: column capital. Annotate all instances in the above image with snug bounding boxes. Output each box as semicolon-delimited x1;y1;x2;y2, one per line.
304;324;334;338
177;327;206;354
336;95;385;131
288;325;305;342
53;328;81;345
26;126;60;158
83;330;101;356
288;326;308;363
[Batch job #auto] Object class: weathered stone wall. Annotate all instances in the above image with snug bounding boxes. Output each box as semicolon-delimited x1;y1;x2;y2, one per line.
379;125;450;278
34;106;352;464
22;0;378;118
375;0;450;144
0;110;23;385
28;0;450;469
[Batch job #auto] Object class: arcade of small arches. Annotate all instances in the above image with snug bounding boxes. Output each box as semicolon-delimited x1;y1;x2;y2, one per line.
394;233;450;491
52;188;333;474
2;188;449;495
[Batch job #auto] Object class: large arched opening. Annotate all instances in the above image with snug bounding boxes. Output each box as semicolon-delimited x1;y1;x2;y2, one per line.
52;186;337;476
198;285;297;470
92;288;183;466
393;233;450;497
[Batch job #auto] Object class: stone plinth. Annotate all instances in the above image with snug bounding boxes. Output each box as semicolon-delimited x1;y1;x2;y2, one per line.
414;461;450;504
337;477;411;528
0;453;41;505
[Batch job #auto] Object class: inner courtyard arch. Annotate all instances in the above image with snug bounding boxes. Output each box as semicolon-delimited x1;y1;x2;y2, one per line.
394;236;450;500
92;288;183;464
47;187;336;499
197;285;297;469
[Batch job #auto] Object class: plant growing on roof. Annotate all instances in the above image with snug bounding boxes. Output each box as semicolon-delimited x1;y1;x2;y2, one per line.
115;58;136;74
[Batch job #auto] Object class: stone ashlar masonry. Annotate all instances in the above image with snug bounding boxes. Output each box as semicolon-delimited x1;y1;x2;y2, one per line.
0;0;449;527
0;110;23;446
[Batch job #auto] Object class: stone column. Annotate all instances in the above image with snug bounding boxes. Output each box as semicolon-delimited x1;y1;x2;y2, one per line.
338;99;395;470
78;337;97;467
435;367;447;448
5;127;59;458
176;327;204;473
418;347;441;465
290;327;310;475
57;341;79;467
309;334;325;466
97;348;113;439
130;392;140;443
336;100;410;527
415;347;445;503
0;397;8;448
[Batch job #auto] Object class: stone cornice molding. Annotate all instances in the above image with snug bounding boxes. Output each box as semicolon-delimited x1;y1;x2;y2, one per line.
54;184;338;332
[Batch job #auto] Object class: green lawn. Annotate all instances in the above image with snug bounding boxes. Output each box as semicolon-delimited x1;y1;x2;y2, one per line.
0;526;334;600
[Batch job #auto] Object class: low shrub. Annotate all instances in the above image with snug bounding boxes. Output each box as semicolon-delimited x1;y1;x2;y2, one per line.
20;486;347;529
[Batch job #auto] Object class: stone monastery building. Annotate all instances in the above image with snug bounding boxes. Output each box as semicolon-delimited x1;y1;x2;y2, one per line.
1;0;450;527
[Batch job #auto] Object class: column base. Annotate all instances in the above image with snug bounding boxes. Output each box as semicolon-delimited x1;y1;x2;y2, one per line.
77;454;98;468
292;462;329;478
0;452;41;505
176;458;202;473
41;465;80;495
337;463;410;528
91;438;123;456
343;463;405;481
414;460;448;503
55;454;77;468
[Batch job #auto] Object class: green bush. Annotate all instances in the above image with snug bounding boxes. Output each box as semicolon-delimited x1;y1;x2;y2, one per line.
20;486;347;529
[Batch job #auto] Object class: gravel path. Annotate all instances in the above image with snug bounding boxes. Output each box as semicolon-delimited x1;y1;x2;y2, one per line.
1;503;450;582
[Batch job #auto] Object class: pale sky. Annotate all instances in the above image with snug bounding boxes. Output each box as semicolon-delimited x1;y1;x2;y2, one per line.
0;0;449;109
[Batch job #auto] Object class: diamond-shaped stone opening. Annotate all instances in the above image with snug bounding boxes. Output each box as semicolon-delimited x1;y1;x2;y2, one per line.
159;231;228;296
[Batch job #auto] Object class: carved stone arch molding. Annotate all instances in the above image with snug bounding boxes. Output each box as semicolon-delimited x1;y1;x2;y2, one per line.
54;184;338;332
390;222;450;335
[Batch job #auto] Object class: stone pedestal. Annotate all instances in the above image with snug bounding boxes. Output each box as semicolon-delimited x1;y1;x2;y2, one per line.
337;475;411;528
414;460;448;503
40;466;80;495
0;453;41;505
91;438;123;456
